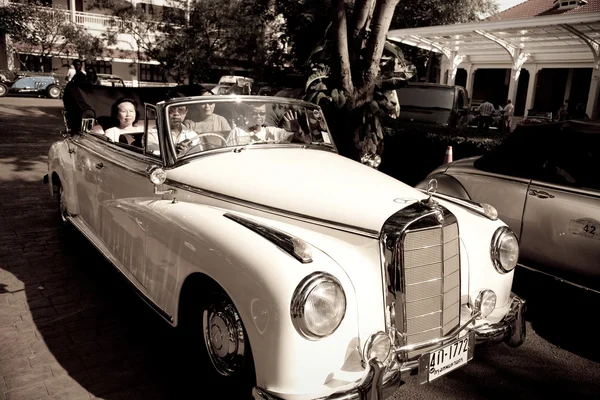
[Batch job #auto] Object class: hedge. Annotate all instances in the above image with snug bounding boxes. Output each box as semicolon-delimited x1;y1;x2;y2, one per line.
378;122;506;187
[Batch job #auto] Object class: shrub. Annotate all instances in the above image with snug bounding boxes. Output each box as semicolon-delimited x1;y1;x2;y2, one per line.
379;123;505;186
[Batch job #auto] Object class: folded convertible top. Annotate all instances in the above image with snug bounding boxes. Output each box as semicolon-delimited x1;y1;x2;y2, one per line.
62;81;210;133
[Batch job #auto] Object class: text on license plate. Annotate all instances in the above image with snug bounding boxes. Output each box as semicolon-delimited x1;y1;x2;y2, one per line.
418;332;475;383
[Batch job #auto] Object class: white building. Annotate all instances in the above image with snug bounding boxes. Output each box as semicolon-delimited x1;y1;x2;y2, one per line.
0;0;185;86
388;0;600;120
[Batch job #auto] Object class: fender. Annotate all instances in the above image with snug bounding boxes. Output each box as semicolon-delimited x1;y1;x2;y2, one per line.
415;172;471;200
47;139;79;215
114;198;363;396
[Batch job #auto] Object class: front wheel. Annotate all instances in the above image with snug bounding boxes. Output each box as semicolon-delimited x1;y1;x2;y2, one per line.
179;287;256;398
0;83;7;97
46;84;61;99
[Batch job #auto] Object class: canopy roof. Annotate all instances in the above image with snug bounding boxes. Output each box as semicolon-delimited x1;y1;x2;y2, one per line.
387;12;600;66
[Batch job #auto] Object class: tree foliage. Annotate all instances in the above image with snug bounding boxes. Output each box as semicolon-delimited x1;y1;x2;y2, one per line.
2;0;114;71
88;0;282;83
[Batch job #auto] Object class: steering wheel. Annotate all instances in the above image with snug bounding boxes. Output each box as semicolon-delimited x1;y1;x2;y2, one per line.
179;133;228;156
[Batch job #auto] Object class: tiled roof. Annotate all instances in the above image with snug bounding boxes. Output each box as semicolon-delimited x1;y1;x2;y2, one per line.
488;0;600;21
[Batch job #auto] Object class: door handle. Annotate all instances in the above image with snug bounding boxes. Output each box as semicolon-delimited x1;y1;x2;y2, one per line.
528;189;555;199
95;162;104;170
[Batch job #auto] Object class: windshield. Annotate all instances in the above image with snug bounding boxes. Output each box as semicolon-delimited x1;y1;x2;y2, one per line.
396;87;455;110
154;98;334;159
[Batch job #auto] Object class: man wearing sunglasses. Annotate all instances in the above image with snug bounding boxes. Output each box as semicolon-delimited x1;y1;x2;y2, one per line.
146;105;200;156
226;104;302;146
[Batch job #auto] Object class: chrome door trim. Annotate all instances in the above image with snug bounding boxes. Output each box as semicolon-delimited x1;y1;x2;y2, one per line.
166;180;380;239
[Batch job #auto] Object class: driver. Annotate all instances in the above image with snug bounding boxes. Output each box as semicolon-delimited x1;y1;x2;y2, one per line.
226;103;302;146
146;105;200;156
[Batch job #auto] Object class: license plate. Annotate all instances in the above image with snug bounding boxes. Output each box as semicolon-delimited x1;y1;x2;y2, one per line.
418;331;475;383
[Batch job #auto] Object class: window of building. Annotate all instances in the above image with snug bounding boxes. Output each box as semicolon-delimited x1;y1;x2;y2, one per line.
18;54;52;73
92;61;112;75
139;63;167;82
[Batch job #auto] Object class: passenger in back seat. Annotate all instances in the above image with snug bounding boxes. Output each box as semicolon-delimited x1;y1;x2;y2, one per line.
104;97;143;142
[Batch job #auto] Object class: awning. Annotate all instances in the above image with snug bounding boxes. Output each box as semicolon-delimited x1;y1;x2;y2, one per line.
387;12;600;66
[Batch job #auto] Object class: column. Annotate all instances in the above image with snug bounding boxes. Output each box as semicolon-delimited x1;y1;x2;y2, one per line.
466;65;477;101
70;0;76;22
506;68;520;105
564;68;573;102
524;65;539;116
586;66;600;119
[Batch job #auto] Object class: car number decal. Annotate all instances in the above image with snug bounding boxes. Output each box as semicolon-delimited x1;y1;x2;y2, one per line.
568;218;600;240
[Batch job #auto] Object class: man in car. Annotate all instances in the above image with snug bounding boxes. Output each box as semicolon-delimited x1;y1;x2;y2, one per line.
226;103;304;146
146;105;200;156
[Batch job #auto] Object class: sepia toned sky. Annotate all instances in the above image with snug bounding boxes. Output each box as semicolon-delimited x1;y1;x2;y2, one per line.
497;0;527;12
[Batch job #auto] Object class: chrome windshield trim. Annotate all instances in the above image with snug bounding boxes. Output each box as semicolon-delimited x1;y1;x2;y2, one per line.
165;180;380;239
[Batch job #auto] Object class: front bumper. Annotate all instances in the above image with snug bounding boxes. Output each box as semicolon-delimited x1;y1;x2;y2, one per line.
253;294;526;400
472;293;527;348
252;358;402;400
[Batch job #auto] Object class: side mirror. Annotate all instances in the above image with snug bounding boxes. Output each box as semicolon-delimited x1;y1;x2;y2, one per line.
147;165;177;195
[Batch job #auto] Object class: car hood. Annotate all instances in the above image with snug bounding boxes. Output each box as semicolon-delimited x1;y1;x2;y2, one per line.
167;148;430;234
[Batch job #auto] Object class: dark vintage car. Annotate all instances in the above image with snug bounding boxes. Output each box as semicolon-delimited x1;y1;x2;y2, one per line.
395;83;470;128
0;74;63;99
416;120;600;293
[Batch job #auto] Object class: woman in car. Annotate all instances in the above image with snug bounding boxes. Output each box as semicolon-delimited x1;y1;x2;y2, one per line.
104;98;143;142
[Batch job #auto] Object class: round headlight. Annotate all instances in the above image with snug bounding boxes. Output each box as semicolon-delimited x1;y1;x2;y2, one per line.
291;272;346;340
474;289;497;319
364;331;391;363
490;226;519;273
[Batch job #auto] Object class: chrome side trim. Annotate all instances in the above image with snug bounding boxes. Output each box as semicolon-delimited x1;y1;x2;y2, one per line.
517;263;600;295
169;180;380;238
416;188;497;220
224;213;313;263
67;216;174;324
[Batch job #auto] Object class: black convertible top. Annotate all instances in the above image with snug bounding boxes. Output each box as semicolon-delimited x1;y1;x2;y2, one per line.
62;81;210;133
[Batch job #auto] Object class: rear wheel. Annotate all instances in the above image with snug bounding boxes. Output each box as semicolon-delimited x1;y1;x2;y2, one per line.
46;84;61;99
0;83;7;97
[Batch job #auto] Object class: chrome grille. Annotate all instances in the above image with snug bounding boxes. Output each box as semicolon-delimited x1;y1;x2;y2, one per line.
402;222;460;348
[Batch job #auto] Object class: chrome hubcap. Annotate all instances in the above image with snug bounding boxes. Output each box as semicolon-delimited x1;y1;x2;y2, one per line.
203;300;246;376
0;86;5;96
50;87;60;97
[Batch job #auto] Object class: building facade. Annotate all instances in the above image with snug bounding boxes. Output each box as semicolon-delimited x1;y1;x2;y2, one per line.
389;0;600;120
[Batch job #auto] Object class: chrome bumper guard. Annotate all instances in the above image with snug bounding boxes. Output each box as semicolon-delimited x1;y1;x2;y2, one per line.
472;293;527;347
253;294;526;400
252;358;402;400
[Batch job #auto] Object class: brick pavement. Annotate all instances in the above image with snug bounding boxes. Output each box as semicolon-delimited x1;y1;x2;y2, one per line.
0;98;205;400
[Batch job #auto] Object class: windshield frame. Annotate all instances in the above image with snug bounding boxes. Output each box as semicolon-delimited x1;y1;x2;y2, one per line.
156;95;338;166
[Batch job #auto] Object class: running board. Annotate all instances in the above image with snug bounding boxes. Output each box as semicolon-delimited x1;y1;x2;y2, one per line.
67;216;175;323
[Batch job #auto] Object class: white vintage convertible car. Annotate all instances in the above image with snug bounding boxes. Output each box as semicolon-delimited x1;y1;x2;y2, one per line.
45;83;526;400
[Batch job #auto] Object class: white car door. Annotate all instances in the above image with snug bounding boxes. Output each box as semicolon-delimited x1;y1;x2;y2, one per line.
519;130;600;290
71;135;106;233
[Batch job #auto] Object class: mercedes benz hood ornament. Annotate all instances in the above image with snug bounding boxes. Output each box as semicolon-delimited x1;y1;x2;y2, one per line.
426;179;438;198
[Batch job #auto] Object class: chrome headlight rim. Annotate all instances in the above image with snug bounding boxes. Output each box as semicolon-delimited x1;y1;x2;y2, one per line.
490;226;519;274
290;272;347;340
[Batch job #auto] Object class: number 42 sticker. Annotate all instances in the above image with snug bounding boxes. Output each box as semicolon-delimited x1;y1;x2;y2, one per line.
569;218;599;240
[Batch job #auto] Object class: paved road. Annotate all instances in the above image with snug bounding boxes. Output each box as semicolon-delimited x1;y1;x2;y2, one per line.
0;96;599;400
